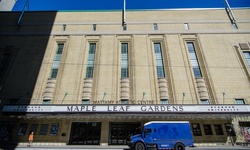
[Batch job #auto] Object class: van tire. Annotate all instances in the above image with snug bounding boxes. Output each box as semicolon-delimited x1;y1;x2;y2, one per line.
135;142;145;150
174;142;185;150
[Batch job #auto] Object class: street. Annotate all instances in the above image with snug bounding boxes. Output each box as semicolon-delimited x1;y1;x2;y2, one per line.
2;145;250;150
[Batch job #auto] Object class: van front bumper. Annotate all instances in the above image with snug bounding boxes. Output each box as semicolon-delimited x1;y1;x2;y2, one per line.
127;141;134;149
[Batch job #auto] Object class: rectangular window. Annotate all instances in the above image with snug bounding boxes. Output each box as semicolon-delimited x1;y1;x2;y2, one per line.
187;42;202;78
30;124;38;135
153;23;158;30
214;124;224;135
160;99;169;104
82;99;90;104
154;43;165;78
93;24;96;31
50;43;64;78
50;123;59;136
203;124;213;135
243;52;250;67
225;123;236;136
63;24;66;31
39;124;49;135
192;123;202;136
123;24;127;31
235;99;245;104
86;43;96;78
184;23;189;30
17;123;28;136
121;43;129;78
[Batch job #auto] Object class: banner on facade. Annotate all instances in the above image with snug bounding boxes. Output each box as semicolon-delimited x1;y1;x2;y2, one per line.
2;104;250;114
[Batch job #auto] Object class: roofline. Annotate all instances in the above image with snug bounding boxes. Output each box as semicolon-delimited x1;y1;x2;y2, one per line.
8;7;250;13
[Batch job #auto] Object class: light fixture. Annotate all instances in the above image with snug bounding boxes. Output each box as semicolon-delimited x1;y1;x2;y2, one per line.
222;92;225;104
102;91;107;100
61;92;68;104
182;92;185;104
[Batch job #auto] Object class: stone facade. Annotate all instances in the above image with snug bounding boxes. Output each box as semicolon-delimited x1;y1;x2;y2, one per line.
0;8;250;146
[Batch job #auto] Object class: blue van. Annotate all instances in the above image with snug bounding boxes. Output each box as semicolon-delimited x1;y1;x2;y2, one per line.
128;121;194;150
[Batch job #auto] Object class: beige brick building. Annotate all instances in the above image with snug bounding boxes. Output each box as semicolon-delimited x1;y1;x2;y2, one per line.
0;7;250;147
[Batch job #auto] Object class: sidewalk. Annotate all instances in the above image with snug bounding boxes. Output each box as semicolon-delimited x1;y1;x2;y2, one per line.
1;145;128;150
1;143;250;150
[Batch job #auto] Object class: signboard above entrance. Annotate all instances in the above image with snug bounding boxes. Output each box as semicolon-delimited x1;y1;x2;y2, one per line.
2;104;250;114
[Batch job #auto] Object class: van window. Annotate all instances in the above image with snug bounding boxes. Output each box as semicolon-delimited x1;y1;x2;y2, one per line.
144;128;152;137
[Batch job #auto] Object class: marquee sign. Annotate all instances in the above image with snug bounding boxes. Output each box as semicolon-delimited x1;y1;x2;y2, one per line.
2;104;250;114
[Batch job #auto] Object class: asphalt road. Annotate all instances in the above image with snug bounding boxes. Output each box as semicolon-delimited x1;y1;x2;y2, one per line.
2;145;250;150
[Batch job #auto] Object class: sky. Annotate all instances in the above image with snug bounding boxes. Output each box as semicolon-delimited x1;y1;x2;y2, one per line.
12;0;250;11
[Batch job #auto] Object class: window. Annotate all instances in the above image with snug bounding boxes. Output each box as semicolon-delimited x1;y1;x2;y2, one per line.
50;123;59;136
225;123;236;136
39;124;49;135
123;24;127;31
86;43;96;78
42;99;51;104
144;128;152;136
203;124;213;135
93;24;96;31
243;52;250;67
154;43;165;78
187;42;202;78
17;123;28;136
121;43;129;78
153;23;158;30
63;24;66;31
120;99;129;104
82;99;90;104
50;43;64;78
160;99;169;104
214;124;224;135
30;124;38;135
200;99;209;104
192;123;202;136
184;23;189;30
235;99;245;104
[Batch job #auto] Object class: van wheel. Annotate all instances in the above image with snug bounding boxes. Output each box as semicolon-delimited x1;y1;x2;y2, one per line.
174;143;185;150
135;142;145;150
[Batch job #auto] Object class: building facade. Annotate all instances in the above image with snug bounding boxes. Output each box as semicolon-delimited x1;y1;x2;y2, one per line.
0;8;250;146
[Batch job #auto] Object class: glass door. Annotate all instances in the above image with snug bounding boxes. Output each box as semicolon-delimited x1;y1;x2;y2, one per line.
69;122;101;145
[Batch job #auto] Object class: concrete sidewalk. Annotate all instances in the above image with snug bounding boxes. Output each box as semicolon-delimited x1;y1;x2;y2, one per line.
1;143;250;150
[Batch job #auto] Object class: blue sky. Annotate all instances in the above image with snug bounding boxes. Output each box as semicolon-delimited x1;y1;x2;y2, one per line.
12;0;250;11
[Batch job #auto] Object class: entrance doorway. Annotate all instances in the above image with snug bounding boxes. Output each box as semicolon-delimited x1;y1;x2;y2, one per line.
109;122;141;145
69;122;101;145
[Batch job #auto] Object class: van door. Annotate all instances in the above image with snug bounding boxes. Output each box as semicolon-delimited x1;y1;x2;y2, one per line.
143;128;154;143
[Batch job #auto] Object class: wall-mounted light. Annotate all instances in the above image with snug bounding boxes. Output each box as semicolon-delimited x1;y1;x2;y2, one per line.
61;92;68;104
182;92;185;104
222;92;225;104
102;91;107;100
